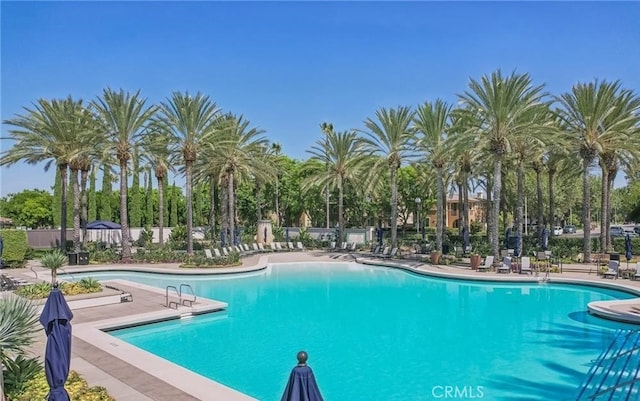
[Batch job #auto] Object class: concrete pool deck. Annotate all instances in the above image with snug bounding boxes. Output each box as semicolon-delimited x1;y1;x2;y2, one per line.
7;250;640;401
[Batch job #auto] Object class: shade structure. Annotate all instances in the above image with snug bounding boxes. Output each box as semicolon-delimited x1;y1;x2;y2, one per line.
281;365;325;401
39;287;73;401
625;233;632;261
86;220;121;229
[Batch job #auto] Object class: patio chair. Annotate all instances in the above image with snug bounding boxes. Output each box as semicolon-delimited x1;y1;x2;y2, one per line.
603;260;620;279
498;257;512;274
477;255;494;272
633;262;640;281
520;257;532;274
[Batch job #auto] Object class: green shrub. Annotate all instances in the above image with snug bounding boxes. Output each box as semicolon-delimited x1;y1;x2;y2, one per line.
15;280;102;299
0;229;29;268
9;370;115;401
2;355;42;395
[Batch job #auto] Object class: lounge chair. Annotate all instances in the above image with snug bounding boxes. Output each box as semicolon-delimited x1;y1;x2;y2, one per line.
519;257;532;274
498;257;512;274
275;242;285;251
328;242;336;251
477;255;494;272
204;249;213;259
258;243;271;252
252;243;260;252
347;242;357;252
340;242;348;251
221;247;229;257
364;245;381;257
287;242;297;251
296;242;305;251
603;260;619;279
375;246;391;258
634;262;640;281
381;247;398;259
213;248;223;258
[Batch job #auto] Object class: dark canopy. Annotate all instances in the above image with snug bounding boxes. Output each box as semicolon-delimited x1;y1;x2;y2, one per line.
281;365;324;401
86;220;121;229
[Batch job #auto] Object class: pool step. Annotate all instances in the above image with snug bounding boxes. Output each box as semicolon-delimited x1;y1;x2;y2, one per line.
574;329;640;400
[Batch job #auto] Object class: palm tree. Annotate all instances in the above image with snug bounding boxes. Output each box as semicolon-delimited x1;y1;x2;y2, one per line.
158;91;220;255
2;97;92;251
205;114;273;245
303;129;369;243
141;125;174;244
556;80;640;260
93;88;156;261
414;99;453;253
458;70;547;261
271;142;283;226
362;106;417;248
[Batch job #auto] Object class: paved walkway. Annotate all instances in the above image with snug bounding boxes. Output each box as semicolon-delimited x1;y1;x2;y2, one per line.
6;250;640;401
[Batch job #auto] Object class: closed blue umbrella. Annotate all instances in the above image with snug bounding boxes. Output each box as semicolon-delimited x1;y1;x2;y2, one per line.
0;235;3;267
625;233;632;266
281;351;324;401
462;226;470;253
541;227;549;251
377;227;383;245
505;227;512;249
514;234;521;257
221;230;226;247
285;227;290;243
39;287;73;401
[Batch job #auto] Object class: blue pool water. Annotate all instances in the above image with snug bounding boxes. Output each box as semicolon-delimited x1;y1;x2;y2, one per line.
70;263;638;401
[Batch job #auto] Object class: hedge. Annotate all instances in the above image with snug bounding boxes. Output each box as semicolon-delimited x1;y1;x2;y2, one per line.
0;229;28;268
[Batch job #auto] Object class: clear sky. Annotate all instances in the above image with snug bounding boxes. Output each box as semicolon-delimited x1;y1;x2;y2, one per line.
1;1;639;197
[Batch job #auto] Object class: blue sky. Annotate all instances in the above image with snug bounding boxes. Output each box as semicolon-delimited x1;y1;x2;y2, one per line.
1;1;639;197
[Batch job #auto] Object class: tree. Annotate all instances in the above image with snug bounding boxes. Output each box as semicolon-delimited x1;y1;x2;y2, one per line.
88;167;97;222
303;129;368;242
129;146;143;228
0;190;53;228
458;70;547;261
556;80;640;260
158;91;220;255
93;88;156;261
99;164;114;221
2;97;92;251
414;99;453;252
362;106;417;248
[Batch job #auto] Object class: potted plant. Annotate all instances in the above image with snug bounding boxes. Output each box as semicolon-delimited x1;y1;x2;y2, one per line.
431;250;442;265
40;249;67;285
470;254;482;270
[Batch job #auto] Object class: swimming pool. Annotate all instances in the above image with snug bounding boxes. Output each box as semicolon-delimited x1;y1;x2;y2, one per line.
71;263;637;401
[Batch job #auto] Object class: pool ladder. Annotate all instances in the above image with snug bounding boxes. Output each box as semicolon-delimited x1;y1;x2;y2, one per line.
165;283;197;309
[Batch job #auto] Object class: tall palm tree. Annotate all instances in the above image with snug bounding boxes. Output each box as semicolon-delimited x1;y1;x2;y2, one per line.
271;142;283;226
202;114;273;246
458;70;547;261
362;106;417;248
2;97;92;251
93;88;156;261
303;129;369;242
414;99;453;253
158;91;220;255
141;125;174;244
556;80;640;260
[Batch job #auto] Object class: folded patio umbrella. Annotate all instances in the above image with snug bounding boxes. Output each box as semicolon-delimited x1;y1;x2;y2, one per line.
0;235;3;267
625;233;632;267
462;226;470;253
39;287;74;401
280;357;324;401
541;227;549;251
514;234;521;257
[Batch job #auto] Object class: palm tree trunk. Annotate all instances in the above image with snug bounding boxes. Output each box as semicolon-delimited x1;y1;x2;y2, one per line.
463;177;470;237
485;175;493;239
255;181;262;222
81;168;89;250
515;162;524;246
72;168;81;253
390;166;399;249
535;167;544;233
607;168;616;250
582;159;592;262
185;162;194;255
59;163;68;252
275;176;280;227
548;168;556;232
600;165;609;252
338;176;344;243
436;167;444;252
157;176;165;244
221;182;229;246
119;160;131;261
209;177;216;242
490;158;502;262
228;171;236;246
